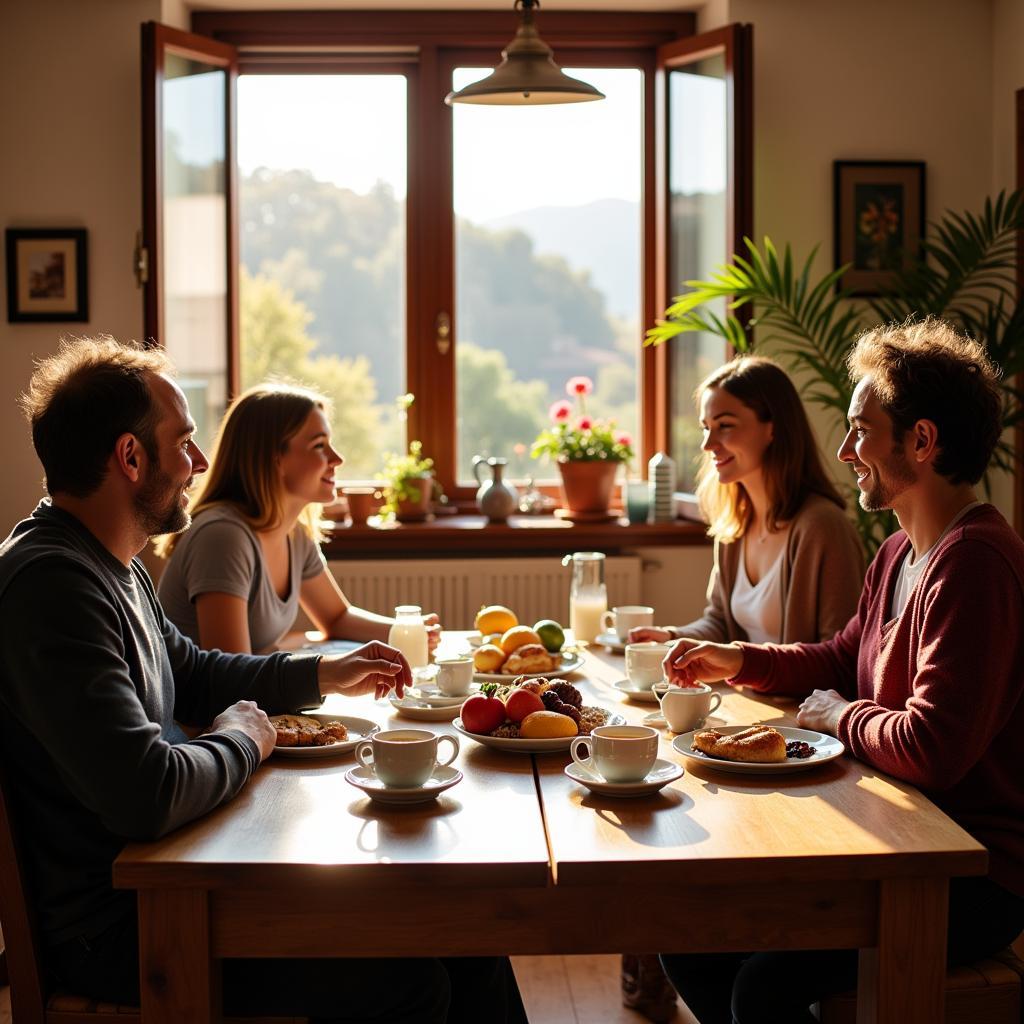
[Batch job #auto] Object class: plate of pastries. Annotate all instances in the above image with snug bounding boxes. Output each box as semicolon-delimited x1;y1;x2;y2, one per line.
672;724;844;774
269;713;379;758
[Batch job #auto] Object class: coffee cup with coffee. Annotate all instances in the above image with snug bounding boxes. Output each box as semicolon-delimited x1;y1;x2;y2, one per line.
570;724;659;783
354;729;459;787
653;683;722;733
435;656;474;697
601;605;654;642
624;641;670;690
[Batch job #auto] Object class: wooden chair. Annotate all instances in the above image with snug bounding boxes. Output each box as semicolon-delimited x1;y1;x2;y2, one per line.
0;757;304;1023
815;948;1024;1024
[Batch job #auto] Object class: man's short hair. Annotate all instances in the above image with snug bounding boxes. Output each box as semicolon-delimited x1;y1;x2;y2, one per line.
847;317;1003;485
20;336;174;498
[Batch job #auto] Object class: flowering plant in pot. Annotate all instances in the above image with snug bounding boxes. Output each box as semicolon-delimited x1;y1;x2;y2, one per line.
531;376;634;515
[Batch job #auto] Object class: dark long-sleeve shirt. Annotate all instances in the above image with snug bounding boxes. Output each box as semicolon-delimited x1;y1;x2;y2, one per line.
733;504;1024;897
0;501;321;944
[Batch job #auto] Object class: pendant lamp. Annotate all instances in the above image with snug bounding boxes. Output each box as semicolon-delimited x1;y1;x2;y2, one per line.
445;0;605;106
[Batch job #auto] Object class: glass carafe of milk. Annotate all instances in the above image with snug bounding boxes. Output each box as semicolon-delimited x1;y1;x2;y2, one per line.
388;605;429;669
562;552;607;644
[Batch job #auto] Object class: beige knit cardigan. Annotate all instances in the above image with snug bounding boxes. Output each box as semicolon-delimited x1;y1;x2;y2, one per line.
673;493;865;644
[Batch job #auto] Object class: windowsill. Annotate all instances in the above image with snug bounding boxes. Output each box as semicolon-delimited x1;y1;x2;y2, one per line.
322;513;709;559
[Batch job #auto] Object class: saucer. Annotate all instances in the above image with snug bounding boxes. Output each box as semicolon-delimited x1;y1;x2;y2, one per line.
612;678;659;704
389;695;462;721
594;631;626;653
410;683;478;707
344;763;463;804
643;710;668;728
564;757;683;798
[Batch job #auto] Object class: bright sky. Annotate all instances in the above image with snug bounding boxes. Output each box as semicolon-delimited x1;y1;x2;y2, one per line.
233;69;725;222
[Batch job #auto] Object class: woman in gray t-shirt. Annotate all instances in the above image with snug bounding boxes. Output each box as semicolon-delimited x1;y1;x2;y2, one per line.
156;383;441;655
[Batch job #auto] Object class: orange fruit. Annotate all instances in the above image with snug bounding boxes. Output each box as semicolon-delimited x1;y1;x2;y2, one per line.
474;605;518;635
519;710;578;738
473;644;507;672
499;625;541;655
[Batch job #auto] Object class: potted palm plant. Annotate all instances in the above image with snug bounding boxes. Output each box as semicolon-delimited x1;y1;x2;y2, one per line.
645;190;1024;553
531;375;635;517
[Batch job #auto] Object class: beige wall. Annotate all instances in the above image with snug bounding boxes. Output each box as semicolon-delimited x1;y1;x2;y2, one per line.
992;0;1024;195
1;0;160;533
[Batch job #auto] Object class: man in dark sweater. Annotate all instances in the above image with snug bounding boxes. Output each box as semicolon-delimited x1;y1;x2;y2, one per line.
0;337;524;1023
659;318;1024;1024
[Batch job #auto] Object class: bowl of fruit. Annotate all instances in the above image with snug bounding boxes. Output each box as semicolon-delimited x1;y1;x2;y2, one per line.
470;605;583;683
453;679;623;753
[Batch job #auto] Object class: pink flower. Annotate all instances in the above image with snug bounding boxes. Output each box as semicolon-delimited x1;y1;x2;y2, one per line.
549;400;573;422
615;431;632;447
577;416;593;431
513;443;526;456
566;376;593;397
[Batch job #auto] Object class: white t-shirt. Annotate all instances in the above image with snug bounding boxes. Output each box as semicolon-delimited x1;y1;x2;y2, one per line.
730;536;785;644
889;501;984;619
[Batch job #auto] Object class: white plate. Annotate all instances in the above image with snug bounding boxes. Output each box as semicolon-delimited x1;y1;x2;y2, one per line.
344;763;463;804
672;725;845;774
409;683;479;707
594;631;627;653
643;710;667;727
473;651;585;684
452;711;625;753
612;678;660;704
389;696;462;721
271;714;379;759
565;757;684;798
465;632;484;648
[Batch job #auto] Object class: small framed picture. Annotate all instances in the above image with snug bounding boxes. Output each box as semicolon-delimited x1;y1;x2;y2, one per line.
833;161;925;296
5;228;89;323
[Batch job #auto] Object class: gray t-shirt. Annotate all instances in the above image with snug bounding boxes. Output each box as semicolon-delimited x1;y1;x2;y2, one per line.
158;505;326;653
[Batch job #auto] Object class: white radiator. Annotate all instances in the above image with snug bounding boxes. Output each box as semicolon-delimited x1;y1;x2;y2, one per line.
326;556;643;629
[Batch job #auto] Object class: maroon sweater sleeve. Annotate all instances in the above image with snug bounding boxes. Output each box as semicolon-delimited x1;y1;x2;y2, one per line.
836;537;1024;791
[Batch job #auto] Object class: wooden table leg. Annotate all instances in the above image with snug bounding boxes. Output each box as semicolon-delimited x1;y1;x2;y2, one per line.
856;877;948;1024
137;888;220;1024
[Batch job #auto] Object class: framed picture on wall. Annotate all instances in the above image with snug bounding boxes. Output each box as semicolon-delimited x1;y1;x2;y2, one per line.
833;161;925;295
5;228;89;323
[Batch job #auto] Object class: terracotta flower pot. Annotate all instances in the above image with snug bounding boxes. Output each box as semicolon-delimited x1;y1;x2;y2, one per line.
395;473;434;522
557;458;620;514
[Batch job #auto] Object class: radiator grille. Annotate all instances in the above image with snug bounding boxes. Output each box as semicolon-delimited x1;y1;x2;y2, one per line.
327;556;642;629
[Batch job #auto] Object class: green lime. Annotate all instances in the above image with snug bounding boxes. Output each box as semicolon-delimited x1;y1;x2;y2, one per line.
533;619;566;653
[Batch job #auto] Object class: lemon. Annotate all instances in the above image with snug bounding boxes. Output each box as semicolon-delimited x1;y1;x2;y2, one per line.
532;619;565;653
473;644;507;673
499;625;541;655
520;710;578;738
475;605;518;635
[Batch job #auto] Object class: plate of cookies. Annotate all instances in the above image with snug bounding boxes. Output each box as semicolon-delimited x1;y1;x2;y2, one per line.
269;713;379;759
671;725;844;774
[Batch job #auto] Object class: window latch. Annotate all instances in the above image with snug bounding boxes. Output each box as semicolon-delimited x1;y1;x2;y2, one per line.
435;311;451;355
133;231;149;287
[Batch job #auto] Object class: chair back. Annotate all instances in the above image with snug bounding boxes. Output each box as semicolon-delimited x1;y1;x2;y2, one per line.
0;751;49;1024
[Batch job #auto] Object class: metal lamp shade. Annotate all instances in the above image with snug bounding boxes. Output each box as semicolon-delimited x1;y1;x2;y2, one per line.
445;4;605;106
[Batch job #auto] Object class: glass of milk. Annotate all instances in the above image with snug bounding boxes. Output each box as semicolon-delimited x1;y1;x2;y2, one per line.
387;605;429;669
563;551;607;644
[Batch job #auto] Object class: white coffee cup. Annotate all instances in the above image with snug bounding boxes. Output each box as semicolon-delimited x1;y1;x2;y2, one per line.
601;605;654;642
625;641;670;689
570;724;659;783
354;729;459;787
435;656;474;696
653;682;722;733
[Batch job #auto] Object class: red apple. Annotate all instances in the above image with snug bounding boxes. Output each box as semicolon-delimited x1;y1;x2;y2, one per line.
504;687;545;724
460;692;507;735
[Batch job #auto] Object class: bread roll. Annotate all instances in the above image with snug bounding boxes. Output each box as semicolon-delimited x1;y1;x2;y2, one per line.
692;725;787;763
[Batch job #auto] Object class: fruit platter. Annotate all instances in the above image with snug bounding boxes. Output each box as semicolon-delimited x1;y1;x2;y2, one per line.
470;605;583;682
453;678;624;753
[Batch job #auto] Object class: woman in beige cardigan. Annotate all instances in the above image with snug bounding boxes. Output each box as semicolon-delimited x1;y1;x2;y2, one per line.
622;355;864;1023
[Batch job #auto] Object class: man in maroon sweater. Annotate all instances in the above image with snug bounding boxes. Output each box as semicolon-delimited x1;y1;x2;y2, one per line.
659;318;1024;1024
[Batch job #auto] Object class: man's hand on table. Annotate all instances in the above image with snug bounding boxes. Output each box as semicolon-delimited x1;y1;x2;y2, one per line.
318;640;412;700
211;700;276;761
796;689;849;736
664;639;744;686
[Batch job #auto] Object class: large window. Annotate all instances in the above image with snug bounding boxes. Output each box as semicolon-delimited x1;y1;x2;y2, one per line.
145;14;751;502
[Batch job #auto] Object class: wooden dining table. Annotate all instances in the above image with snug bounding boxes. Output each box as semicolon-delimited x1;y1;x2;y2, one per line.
113;635;987;1023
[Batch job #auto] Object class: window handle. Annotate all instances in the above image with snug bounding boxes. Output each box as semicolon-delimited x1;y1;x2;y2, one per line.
435;311;451;355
